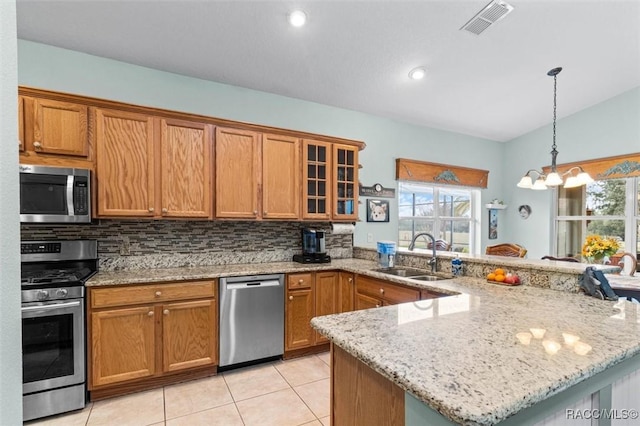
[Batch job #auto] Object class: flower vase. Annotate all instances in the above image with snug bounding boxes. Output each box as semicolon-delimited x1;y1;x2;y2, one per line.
589;255;608;264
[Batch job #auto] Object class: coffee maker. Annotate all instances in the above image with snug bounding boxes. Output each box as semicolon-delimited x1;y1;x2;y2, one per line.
293;228;331;263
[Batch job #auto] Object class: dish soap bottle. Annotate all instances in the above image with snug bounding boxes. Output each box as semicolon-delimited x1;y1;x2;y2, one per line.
451;255;463;277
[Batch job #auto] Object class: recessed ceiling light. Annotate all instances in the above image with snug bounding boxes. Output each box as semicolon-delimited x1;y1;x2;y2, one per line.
408;67;426;80
288;10;307;27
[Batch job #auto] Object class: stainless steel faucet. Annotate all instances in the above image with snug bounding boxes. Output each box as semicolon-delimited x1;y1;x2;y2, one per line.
408;232;437;273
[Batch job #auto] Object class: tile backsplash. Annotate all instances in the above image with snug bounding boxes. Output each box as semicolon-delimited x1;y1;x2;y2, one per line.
21;220;353;271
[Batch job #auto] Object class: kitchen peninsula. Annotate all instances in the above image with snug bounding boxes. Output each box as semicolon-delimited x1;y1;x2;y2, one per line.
310;254;640;425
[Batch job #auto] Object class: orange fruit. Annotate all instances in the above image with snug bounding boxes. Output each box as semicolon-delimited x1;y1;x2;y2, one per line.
495;274;506;282
487;272;496;280
494;268;505;276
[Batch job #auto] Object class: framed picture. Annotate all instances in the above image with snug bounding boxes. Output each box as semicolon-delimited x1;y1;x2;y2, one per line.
367;199;390;222
488;208;498;239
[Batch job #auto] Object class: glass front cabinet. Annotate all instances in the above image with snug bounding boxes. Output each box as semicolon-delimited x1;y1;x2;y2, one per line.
333;144;358;220
302;139;358;221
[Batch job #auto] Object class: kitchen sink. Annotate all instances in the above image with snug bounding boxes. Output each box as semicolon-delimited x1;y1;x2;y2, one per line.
408;275;449;282
374;267;430;277
373;267;452;281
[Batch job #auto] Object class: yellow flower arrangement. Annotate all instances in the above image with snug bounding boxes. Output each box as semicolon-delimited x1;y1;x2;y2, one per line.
581;235;620;260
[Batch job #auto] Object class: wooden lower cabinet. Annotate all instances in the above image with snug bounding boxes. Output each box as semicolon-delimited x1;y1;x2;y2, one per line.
161;299;217;373
355;292;383;310
91;305;156;387
285;271;347;356
332;344;404;425
355;274;420;309
338;272;355;313
88;280;217;399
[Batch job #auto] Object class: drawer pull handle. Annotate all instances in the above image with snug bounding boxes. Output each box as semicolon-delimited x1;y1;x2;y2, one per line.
147;311;154;317
375;304;381;308
163;309;169;315
298;279;304;284
379;288;384;294
155;291;162;297
289;295;293;301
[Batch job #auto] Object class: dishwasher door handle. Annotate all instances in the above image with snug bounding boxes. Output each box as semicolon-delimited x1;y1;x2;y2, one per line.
225;280;281;290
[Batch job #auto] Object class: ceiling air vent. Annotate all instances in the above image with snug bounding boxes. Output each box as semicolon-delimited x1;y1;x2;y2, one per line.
460;0;514;35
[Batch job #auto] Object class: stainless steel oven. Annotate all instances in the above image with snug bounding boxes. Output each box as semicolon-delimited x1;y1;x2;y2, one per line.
21;240;97;421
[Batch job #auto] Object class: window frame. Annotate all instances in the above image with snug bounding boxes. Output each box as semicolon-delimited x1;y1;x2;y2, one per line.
397;181;481;254
552;177;639;258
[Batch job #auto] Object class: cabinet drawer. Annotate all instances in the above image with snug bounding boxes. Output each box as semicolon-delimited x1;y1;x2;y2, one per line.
356;276;420;305
287;273;313;290
90;280;216;309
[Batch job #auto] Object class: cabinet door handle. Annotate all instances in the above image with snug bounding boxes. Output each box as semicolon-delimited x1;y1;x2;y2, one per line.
155;291;162;297
148;311;154;316
33;141;42;149
379;288;385;294
263;211;268;215
289;295;294;301
161;208;168;213
375;304;381;308
348;278;353;283
148;207;155;212
163;309;169;315
253;210;258;216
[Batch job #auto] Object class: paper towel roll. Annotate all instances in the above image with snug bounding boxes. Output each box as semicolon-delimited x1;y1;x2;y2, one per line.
331;223;355;234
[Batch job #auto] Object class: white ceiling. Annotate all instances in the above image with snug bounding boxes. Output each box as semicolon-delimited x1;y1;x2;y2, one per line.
16;0;640;142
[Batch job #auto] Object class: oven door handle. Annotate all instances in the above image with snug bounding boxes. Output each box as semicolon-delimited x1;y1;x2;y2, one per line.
21;300;81;312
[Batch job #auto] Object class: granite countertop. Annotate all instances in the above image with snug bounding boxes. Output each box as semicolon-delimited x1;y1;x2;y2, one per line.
86;258;380;287
311;279;640;425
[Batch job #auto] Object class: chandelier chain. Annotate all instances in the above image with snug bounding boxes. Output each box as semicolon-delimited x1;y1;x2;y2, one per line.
552;73;557;152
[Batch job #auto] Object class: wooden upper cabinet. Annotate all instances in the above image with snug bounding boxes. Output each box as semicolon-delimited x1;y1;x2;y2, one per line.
215;127;261;219
262;134;300;219
159;119;212;218
30;98;89;157
18;96;25;152
333;144;358;221
302;139;332;220
95;108;155;217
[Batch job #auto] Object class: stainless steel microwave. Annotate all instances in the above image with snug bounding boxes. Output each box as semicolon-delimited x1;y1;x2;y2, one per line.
19;165;91;223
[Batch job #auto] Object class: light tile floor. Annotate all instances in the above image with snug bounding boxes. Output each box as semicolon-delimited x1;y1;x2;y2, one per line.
26;352;332;426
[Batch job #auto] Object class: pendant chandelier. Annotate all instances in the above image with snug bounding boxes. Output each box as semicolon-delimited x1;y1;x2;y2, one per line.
517;67;593;190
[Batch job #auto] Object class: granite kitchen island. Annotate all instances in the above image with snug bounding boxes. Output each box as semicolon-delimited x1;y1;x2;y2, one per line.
311;276;640;425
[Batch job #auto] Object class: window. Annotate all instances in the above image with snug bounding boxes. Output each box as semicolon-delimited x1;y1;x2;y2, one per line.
398;182;479;253
555;177;639;269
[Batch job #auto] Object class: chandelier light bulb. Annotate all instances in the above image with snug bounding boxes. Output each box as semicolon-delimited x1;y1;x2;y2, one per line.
544;172;563;186
288;10;307;27
516;175;533;189
563;176;580;188
531;178;548;190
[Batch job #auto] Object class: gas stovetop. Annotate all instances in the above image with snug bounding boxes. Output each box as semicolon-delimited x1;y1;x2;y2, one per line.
20;240;98;298
21;267;95;286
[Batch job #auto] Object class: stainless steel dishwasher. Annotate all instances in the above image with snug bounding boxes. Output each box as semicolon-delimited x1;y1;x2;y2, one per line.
219;274;284;367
